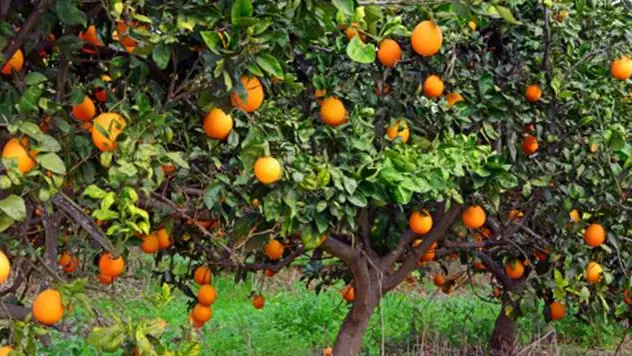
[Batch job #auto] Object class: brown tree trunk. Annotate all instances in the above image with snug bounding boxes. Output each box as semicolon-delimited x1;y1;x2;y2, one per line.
332;291;378;356
489;302;517;356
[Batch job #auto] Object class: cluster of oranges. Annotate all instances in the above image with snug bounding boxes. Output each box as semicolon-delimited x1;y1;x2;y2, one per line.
139;228;172;254
190;266;216;328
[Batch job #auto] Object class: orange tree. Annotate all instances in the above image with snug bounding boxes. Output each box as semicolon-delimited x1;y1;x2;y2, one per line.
0;0;631;354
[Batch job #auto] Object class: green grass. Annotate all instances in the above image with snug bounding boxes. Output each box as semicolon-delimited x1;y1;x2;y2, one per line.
41;271;626;355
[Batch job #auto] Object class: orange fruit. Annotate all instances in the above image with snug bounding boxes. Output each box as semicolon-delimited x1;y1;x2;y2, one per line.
569;209;581;223
254;156;282;184
549;301;565;321
611;56;632;81
462;205;486;229
534;249;548;262
472;261;486;271
79;25;103;54
508;209;524;221
525;84;542;102
156;228;171;249
468;21;477;31
194;266;212;285
386;120;410;143
1;49;24;75
59;253;78;273
0;252;9;283
140;233;159;253
264;239;284;260
584;223;606;247
252;294;265;309
231;76;265;112
91;113;126;152
314;88;327;105
421;248;435;262
32;289;64;325
197;285;217;306
98;274;114;285
585;261;602;284
423;75;444;98
95;87;107;103
433;274;446;287
323;347;333;356
522;135;538;154
342;286;355;302
374;83;392;97
191;303;212;323
411;20;442;57
0;346;13;356
492;287;501;298
446;93;463;108
161;164;176;175
115;22;140;53
505;260;524;280
409;210;433;235
320;97;347;127
72;96;96;122
264;269;276;277
377;39;401;67
98;252;125;277
2;138;36;174
624;289;631;305
203;108;233;140
345;22;365;42
556;10;569;22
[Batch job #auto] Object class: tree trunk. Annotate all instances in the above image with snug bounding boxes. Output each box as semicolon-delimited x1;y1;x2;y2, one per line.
332;294;378;356
489;303;517;356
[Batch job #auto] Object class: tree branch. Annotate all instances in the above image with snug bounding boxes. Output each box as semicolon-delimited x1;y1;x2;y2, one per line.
40;208;58;270
476;251;524;292
320;236;357;265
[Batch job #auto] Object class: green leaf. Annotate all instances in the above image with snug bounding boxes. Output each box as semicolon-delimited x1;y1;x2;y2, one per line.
55;0;87;27
200;31;221;54
231;0;254;26
70;88;86;105
37;153;66;175
55;35;83;53
203;182;224;209
87;325;125;352
152;43;171;70
0;214;14;233
24;72;47;86
348;193;367;207
166;152;190;169
0;194;26;221
346;36;376;64
83;185;107;199
255;53;284;79
332;0;355;17
492;5;521;25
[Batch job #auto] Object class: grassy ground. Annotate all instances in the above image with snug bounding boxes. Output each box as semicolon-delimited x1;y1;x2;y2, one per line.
40;264;628;355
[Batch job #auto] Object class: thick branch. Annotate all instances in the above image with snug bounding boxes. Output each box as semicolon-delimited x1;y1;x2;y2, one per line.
383;203;461;291
0;0;52;69
476;251;523;292
40;208;57;269
0;303;30;320
320;236;357;265
51;194;117;255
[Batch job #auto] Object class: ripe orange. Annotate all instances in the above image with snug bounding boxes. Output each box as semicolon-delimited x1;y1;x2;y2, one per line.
421;248;435;262
624;289;631;305
72;96;96;122
92;113;126;152
525;84;542;102
611;56;632;81
2;138;36;174
320;97;347;127
156;228;171;249
194;266;212;285
98;274;114;285
342;286;355;302
203;108;233;140
468;21;477;31
433;274;446;287
522;135;538;154
95;87;107;103
505;260;524;280
508;209;524;221
140;233;159;253
197;285;217;306
0;346;13;356
99;252;125;277
409;210;433;235
446;92;463;108
492;287;501;298
264;269;276;277
79;25;103;54
1;49;24;75
264;239;284;260
0;251;9;283
252;294;265;309
254;156;282;184
231;76;265;112
569;209;581;223
377;39;401;67
534;249;548;262
556;10;569;22
115;22;139;53
411;20;442;57
161;164;176;175
32;289;64;325
549;301;565;321
585;261;602;284
191;303;212;323
314;88;327;105
345;22;365;42
423;75;444;98
59;253;78;273
462;205;486;229
584;223;606;247
472;261;486;271
323;347;333;356
386;120;410;143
